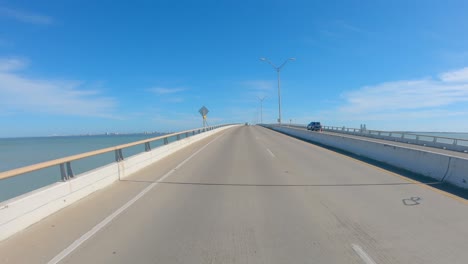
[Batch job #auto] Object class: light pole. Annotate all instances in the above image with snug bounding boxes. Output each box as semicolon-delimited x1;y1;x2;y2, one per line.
257;96;267;124
260;57;295;125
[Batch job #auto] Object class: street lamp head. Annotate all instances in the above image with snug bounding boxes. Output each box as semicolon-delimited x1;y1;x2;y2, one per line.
289;57;296;61
259;57;267;61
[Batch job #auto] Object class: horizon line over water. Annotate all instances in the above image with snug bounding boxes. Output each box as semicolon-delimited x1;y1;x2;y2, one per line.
0;133;169;172
0;131;173;140
0;133;170;202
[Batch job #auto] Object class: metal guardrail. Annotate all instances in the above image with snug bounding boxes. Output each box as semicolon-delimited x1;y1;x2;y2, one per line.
281;124;468;153
0;125;230;182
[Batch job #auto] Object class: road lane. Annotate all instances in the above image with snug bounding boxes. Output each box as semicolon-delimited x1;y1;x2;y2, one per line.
1;125;467;263
58;126;467;264
0;130;232;264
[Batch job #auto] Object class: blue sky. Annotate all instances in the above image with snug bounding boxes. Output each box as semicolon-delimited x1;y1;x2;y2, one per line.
1;0;468;137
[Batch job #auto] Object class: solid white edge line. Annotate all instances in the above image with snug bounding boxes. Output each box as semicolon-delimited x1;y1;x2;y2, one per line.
48;132;226;264
266;148;275;158
352;244;377;264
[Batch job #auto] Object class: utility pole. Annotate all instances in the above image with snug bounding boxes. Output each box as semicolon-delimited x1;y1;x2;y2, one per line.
260;57;295;125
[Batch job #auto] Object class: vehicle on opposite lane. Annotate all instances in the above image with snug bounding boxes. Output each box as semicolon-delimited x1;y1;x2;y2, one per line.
307;122;322;131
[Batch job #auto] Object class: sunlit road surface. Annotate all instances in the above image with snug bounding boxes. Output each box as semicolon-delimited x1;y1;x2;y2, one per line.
1;126;467;264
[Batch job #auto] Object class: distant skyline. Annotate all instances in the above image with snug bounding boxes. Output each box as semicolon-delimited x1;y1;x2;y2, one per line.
1;0;468;137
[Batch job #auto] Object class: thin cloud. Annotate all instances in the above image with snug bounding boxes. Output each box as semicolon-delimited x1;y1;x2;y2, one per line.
243;80;275;91
334;20;365;33
147;87;186;95
166;97;184;103
439;67;468;82
0;37;12;47
319;29;339;38
340;79;468;113
0;58;117;117
0;7;53;25
335;67;468;123
0;57;27;71
318;20;367;38
240;80;275;102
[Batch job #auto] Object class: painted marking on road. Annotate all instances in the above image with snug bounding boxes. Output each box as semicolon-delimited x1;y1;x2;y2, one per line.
266;148;275;158
48;132;226;264
352;244;377;264
349;156;467;205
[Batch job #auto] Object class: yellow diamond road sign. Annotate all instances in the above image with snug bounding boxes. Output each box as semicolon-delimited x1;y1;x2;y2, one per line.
199;106;209;116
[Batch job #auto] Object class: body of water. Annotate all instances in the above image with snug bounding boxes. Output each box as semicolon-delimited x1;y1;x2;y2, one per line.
0;133;169;202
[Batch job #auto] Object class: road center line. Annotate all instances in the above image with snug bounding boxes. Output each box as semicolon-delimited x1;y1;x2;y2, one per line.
352;244;377;264
48;132;225;264
266;148;275;158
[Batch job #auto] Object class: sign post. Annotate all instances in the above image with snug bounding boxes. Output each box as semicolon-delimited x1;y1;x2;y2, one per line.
198;106;209;128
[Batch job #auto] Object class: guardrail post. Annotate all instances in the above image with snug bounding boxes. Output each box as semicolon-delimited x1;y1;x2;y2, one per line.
66;162;74;178
60;163;68;181
453;139;458;146
115;149;124;162
186;132;189;138
145;142;151;152
176;134;180;140
433;137;437;143
59;162;74;181
192;131;195;136
164;137;169;145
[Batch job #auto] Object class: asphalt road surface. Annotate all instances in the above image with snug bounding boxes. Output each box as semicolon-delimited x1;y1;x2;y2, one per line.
1;125;467;264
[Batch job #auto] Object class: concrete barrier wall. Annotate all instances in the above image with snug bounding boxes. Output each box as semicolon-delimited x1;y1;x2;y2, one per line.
0;125;238;242
267;126;468;190
446;158;468;187
323;128;468;153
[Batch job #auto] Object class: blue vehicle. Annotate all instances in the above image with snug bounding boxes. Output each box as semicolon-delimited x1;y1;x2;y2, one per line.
307;122;322;131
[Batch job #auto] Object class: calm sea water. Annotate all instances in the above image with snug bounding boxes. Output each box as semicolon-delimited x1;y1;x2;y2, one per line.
0;133;173;202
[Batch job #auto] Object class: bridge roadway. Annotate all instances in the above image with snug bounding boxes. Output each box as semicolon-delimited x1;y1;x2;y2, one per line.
1;125;467;263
